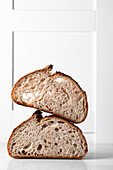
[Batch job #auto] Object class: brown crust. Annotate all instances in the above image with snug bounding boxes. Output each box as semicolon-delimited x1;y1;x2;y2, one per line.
7;111;88;159
11;65;88;124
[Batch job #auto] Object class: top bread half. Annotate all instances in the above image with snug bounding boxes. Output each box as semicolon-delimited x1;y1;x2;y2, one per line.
11;65;88;123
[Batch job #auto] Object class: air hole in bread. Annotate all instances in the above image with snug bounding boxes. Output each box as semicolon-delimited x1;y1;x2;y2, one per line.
60;104;62;107
58;121;64;124
81;145;83;149
29;77;34;81
60;148;62;153
55;142;58;146
69;130;72;133
25;131;29;135
16;83;21;88
73;143;77;147
23;142;31;149
48;142;51;144
37;144;42;150
71;135;74;137
24;76;28;80
24;83;29;87
40;78;45;82
11;142;16;148
55;128;59;132
45;105;49;109
58;136;60;140
22;150;25;154
78;94;82;101
73;150;75;154
75;91;80;94
48;121;54;125
56;88;58;92
83;108;85;112
31;86;35;90
76;115;78;120
44;139;47;143
42;124;48;129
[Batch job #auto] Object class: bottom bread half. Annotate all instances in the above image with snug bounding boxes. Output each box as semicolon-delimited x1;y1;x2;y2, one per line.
7;110;88;159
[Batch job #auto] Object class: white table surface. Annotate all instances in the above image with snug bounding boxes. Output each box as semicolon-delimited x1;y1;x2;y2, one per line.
0;143;113;170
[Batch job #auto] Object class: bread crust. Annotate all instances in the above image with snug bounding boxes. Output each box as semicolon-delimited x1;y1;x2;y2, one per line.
11;65;88;124
7;111;88;159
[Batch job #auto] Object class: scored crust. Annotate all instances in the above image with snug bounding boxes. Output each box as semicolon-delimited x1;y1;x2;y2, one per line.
11;65;88;124
7;110;88;159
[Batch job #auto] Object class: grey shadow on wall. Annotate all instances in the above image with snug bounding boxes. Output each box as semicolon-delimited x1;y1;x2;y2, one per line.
85;144;113;160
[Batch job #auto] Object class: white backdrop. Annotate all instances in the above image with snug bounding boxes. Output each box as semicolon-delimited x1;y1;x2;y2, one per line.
96;0;113;143
0;0;113;144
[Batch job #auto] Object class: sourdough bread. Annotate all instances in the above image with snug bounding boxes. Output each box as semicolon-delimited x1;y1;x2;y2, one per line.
11;65;88;123
7;110;88;159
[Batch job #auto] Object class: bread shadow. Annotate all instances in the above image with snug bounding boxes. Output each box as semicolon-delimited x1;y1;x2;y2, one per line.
7;159;88;170
85;152;113;160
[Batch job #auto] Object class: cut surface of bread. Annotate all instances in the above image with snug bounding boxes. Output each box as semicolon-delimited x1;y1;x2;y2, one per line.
11;65;88;123
7;110;88;159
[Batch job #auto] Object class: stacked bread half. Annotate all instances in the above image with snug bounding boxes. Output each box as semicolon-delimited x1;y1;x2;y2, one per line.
7;65;88;159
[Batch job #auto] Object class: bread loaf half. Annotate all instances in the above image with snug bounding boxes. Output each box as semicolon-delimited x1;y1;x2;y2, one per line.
11;65;88;123
7;110;88;159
